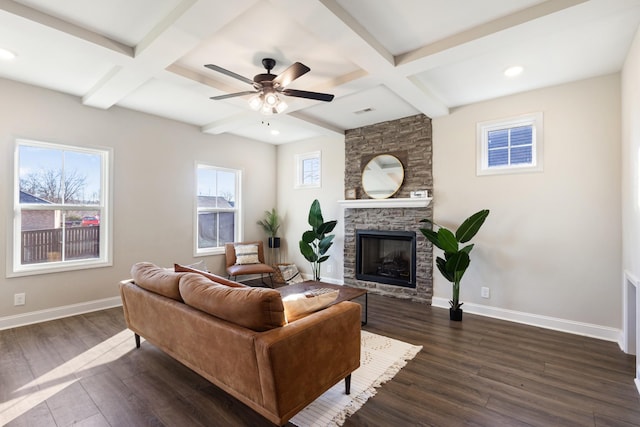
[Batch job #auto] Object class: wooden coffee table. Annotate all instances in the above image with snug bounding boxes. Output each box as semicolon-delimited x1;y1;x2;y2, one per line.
277;281;368;325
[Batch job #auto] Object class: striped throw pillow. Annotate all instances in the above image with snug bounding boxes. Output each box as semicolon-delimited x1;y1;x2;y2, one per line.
235;244;260;264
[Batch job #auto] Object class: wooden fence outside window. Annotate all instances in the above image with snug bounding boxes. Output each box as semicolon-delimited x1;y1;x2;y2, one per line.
21;226;100;264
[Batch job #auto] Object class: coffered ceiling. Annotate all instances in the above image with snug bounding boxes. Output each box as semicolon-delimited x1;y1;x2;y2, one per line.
1;0;638;144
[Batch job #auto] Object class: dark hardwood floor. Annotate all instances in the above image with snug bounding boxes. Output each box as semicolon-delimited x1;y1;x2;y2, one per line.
1;293;639;426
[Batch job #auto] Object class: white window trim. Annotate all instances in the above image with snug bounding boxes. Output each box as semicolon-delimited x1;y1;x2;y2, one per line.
194;163;243;257
8;139;113;277
295;151;321;189
477;112;544;176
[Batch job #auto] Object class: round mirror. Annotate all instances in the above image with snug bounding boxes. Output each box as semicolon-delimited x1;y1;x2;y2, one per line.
361;154;404;199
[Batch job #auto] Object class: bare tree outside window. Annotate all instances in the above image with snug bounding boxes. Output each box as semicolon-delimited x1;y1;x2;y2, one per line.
20;168;89;203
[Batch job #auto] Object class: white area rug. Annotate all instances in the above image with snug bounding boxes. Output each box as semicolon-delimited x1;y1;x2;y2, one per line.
291;331;422;427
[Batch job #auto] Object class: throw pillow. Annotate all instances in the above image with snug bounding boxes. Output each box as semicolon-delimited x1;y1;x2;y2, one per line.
174;263;246;288
278;264;303;285
282;289;339;322
235;244;260;265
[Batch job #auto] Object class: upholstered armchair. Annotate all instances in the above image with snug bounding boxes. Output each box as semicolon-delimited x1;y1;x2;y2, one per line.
225;241;275;287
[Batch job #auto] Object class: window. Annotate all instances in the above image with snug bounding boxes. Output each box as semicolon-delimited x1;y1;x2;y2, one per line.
12;139;111;276
195;164;241;255
295;151;321;189
477;112;543;176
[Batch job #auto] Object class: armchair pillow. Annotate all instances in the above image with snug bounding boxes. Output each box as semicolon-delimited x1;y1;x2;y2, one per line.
234;244;260;265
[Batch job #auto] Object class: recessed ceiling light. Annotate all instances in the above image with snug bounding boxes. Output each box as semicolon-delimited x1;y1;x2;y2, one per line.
0;48;17;61
270;129;280;135
504;66;523;77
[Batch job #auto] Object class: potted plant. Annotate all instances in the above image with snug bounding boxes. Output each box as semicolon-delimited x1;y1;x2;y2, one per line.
257;208;281;248
419;209;490;321
299;199;337;281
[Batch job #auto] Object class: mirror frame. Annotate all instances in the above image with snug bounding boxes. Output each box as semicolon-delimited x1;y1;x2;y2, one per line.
361;154;405;199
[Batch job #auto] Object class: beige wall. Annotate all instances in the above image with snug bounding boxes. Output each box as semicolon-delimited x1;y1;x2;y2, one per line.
433;74;622;328
276;136;345;282
0;78;276;319
622;28;640;283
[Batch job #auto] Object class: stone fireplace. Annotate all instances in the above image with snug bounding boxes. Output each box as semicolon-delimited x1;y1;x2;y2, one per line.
342;114;433;303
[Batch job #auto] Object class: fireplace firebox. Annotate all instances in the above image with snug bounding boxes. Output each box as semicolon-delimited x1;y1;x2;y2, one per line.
355;230;416;288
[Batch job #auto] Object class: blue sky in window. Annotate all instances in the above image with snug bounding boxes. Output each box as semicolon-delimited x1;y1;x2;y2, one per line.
19;145;102;201
197;167;236;202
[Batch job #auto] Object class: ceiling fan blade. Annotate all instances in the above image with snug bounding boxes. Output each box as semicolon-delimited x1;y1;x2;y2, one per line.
273;62;310;88
281;88;334;102
210;91;257;100
204;64;254;86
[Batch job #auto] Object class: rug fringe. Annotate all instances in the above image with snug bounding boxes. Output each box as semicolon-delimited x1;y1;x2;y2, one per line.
329;345;423;426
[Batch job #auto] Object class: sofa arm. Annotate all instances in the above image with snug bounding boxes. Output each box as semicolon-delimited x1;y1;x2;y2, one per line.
254;301;361;424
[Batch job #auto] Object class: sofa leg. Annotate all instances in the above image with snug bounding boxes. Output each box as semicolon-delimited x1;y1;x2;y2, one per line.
345;374;351;395
135;333;140;349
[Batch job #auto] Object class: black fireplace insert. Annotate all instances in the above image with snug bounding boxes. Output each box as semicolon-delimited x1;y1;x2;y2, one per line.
355;229;416;288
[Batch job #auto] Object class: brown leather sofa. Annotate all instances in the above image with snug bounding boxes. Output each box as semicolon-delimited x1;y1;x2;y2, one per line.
119;262;361;426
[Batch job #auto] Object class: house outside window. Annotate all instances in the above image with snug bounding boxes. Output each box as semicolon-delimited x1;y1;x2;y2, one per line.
295;151;321;189
477;112;544;176
196;164;241;255
11;139;112;276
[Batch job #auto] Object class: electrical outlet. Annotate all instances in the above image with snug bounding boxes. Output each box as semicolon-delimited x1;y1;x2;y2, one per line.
481;287;490;299
14;293;26;306
327;264;333;273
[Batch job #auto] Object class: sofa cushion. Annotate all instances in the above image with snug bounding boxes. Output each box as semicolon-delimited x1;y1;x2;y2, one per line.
131;262;184;301
179;273;286;331
234;244;259;264
174;263;247;288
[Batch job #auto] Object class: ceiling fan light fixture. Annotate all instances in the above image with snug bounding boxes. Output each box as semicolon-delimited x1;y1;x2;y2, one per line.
248;93;263;110
264;92;279;107
206;58;333;114
260;102;274;115
275;99;288;114
249;91;287;115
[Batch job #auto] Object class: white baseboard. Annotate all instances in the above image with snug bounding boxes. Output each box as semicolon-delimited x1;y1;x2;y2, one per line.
0;296;122;331
432;297;621;342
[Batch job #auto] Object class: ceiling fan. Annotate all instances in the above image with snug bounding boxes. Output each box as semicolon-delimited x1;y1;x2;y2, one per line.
204;58;334;115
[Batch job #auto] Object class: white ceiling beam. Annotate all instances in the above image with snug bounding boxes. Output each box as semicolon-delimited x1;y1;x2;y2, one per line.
285;111;344;136
395;0;590;73
134;0;198;57
69;0;261;110
272;0;449;118
0;0;132;56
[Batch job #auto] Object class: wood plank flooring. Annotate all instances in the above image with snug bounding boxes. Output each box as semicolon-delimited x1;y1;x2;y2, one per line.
1;293;639;426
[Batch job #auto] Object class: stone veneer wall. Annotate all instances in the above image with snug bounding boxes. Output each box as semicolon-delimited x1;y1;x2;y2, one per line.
343;114;433;303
